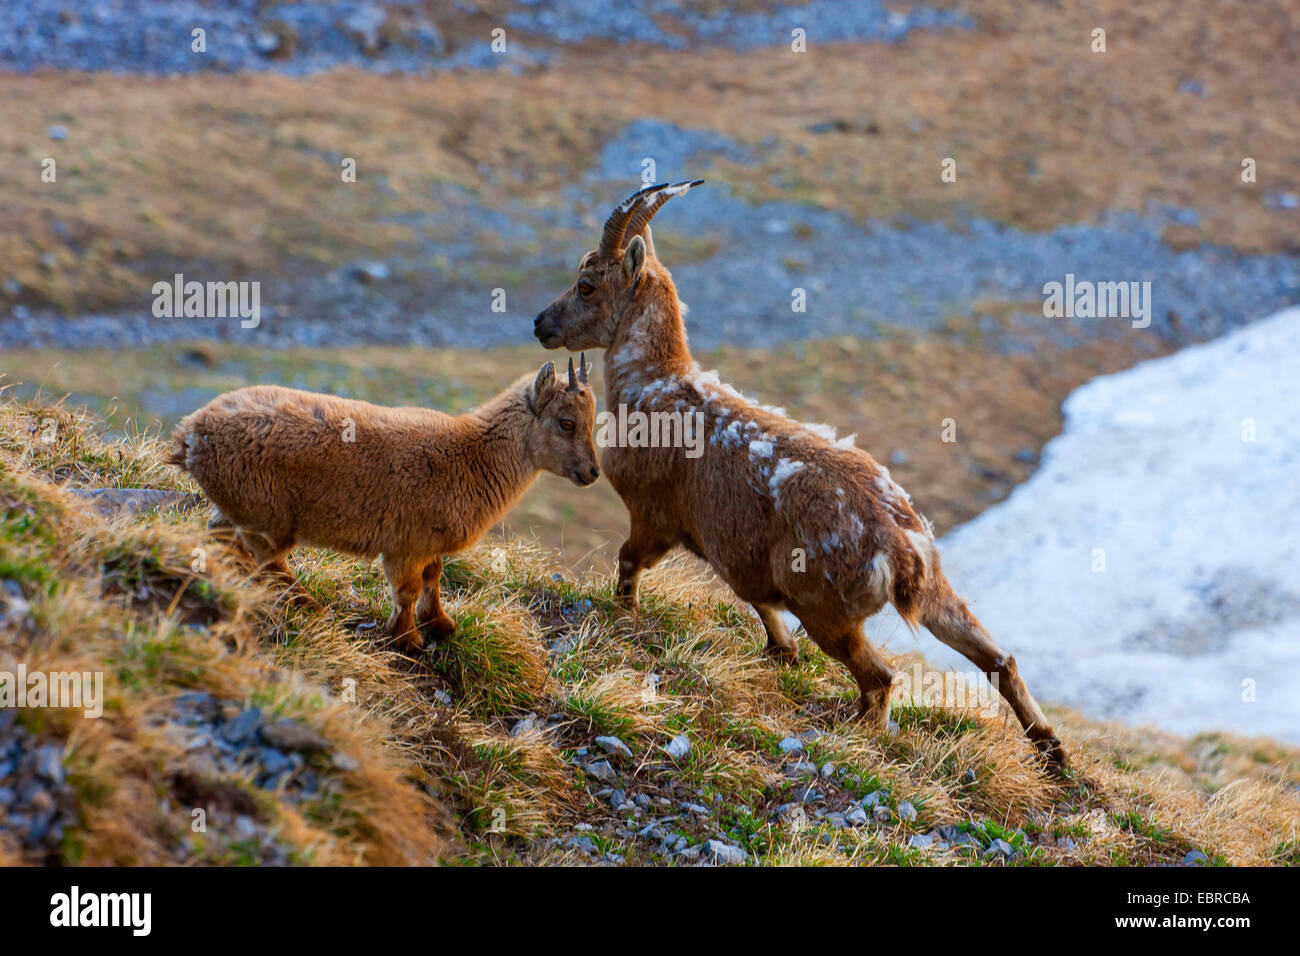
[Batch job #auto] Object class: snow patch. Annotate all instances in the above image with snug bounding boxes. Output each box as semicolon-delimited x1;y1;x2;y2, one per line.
913;308;1300;742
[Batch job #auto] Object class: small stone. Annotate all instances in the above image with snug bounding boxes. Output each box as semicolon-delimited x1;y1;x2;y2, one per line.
819;762;835;778
702;839;747;865
683;802;709;815
260;719;329;753
786;760;818;778
609;789;627;810
340;4;388;55
664;734;691;760
825;812;848;828
986;838;1016;859
961;768;977;785
219;707;263;745
332;752;360;771
908;833;934;849
432;690;452;706
1183;849;1207;866
176;692;221;721
935;824;966;845
897;800;917;822
1056;837;1077;850
48;125;68;141
32;746;64;785
793;783;822;803
845;806;868;827
872;804;892;824
234;815;258;839
778;736;803;754
861;790;886;809
259;749;294;775
634;793;652;809
595;735;633;760
585;760;618;783
510;715;537;737
351;260;390;284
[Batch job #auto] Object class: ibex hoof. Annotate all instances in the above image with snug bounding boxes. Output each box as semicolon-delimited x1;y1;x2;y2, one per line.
394;631;425;655
423;613;456;640
764;643;798;665
1033;732;1068;771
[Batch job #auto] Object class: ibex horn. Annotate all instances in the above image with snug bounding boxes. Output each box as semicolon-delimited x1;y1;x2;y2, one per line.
622;179;704;244
599;181;673;258
567;356;578;391
578;352;589;385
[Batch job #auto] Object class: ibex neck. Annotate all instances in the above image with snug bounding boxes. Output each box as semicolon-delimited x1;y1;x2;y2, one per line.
457;381;537;517
606;275;694;406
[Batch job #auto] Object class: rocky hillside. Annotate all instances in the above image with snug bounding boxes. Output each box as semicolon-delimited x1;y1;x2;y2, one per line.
1;394;1296;865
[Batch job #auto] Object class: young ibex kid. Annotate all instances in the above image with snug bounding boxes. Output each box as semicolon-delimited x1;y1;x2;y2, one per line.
533;182;1065;767
169;358;599;652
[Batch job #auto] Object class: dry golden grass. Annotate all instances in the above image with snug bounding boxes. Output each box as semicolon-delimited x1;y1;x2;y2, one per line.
2;393;1296;866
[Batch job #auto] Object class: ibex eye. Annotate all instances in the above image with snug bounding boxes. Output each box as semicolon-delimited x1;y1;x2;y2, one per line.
559;419;575;432
578;282;594;296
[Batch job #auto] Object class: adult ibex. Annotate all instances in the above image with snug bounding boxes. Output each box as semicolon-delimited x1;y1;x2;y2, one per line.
533;182;1065;767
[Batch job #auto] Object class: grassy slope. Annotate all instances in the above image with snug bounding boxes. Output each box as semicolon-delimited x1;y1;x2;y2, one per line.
2;395;1296;866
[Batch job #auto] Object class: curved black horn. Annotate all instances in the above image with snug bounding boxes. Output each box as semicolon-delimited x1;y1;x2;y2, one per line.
578;352;589;384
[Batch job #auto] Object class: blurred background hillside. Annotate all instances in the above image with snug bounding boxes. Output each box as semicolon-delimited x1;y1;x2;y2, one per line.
2;0;1298;739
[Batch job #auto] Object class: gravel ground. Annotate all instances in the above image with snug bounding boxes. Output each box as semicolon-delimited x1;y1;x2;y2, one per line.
0;0;968;75
4;121;1298;351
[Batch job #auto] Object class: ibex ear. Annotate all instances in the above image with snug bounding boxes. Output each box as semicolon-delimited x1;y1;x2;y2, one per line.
621;234;646;282
529;361;556;412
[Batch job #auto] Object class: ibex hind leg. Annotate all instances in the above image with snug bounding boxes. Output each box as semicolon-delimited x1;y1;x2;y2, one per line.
787;603;895;728
918;574;1066;769
236;528;319;610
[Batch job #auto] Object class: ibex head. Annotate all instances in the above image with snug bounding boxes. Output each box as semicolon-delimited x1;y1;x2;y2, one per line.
534;180;703;351
524;356;600;486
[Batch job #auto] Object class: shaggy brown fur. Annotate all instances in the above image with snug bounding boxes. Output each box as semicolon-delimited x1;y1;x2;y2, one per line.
168;361;598;652
534;183;1065;767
